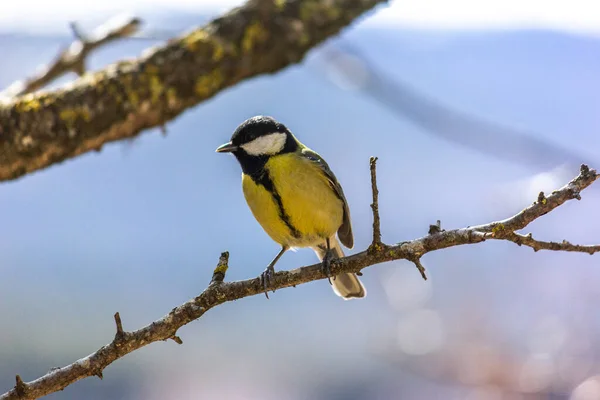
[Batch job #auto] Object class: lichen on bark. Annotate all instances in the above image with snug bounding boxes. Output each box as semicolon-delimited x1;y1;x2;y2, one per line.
0;0;386;182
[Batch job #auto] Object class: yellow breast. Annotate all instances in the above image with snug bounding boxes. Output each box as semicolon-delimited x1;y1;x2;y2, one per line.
242;153;344;248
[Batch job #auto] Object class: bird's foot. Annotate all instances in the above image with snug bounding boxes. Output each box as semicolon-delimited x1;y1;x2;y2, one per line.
321;249;335;285
260;264;276;299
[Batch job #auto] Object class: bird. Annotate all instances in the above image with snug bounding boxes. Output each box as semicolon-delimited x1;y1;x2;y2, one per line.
216;115;366;300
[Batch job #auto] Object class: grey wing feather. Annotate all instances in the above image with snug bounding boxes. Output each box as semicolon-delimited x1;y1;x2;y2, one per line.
301;148;354;249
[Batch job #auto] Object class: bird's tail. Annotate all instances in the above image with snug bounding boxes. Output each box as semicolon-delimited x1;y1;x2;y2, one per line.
312;236;366;300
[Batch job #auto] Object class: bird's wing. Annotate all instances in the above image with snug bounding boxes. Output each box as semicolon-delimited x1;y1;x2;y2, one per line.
301;147;354;249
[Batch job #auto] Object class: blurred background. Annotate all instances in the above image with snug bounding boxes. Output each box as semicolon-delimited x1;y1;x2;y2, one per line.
1;0;599;399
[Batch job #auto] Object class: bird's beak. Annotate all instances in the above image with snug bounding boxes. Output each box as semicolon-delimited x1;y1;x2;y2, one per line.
215;141;238;153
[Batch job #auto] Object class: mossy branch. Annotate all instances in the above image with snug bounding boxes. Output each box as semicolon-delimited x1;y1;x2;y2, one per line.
1;162;598;400
0;0;386;182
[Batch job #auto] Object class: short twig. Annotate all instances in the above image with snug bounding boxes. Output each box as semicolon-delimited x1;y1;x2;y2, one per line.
169;335;183;345
369;156;382;248
408;257;428;280
69;22;87;41
211;252;229;284
537;191;547;205
113;312;125;341
428;220;444;235
14;376;26;398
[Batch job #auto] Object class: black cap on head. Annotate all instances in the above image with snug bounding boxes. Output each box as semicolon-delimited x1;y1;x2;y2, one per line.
216;115;299;175
230;116;290;146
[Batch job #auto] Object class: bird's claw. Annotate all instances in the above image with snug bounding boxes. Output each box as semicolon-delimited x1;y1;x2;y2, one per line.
321;249;334;285
260;265;275;299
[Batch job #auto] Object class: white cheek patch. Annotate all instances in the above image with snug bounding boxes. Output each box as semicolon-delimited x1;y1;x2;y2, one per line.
241;132;287;156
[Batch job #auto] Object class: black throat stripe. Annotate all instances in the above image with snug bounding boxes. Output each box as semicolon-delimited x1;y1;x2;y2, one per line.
250;168;301;239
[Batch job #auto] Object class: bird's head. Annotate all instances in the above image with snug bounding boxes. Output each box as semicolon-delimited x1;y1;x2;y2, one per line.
216;116;298;160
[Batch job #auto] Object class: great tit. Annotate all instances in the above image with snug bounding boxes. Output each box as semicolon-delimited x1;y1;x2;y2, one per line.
216;115;366;300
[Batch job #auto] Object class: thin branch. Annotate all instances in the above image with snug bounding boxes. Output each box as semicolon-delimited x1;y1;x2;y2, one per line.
113;312;125;340
369;156;382;248
0;0;386;183
472;164;596;234
0;14;142;98
1;162;598;400
498;231;600;254
368;156;426;279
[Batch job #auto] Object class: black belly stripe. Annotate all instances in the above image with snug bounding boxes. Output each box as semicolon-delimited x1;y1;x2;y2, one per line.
251;169;301;239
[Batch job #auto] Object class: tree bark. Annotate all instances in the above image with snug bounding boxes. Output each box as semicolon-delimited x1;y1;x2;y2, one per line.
0;0;385;182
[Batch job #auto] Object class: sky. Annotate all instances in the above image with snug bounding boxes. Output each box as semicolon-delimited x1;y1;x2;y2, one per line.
0;0;598;35
1;0;599;399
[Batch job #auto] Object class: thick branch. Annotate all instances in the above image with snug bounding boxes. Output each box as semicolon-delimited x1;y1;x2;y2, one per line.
1;164;597;400
0;15;141;98
0;0;386;182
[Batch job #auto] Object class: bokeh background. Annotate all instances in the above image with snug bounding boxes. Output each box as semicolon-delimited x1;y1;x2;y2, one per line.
1;1;599;399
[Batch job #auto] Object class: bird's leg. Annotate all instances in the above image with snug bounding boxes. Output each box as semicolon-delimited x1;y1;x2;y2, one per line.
260;246;287;299
321;238;334;285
